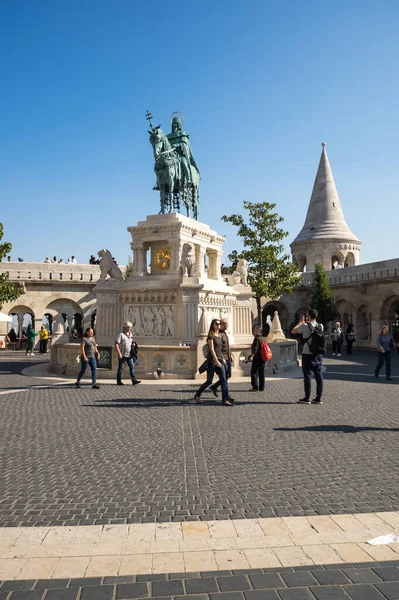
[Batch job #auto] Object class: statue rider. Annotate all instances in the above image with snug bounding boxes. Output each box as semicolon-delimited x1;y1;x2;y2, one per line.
167;117;199;185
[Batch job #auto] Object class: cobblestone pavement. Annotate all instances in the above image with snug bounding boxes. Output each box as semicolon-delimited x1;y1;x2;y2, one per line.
0;351;398;526
1;561;399;599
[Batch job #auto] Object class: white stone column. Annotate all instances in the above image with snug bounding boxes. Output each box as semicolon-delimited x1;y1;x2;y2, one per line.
207;250;217;279
195;245;206;277
170;241;182;273
52;313;68;344
131;243;149;276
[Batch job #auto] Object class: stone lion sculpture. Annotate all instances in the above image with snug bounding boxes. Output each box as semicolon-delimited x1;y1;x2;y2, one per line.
98;249;123;281
180;243;195;277
228;258;248;286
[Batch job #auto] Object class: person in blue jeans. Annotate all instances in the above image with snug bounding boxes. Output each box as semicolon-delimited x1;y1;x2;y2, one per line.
291;308;324;404
375;326;398;380
114;321;141;386
194;319;232;406
75;327;100;389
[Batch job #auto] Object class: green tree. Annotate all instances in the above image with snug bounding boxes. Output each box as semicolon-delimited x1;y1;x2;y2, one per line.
124;255;133;278
0;223;22;310
310;263;336;328
222;201;301;324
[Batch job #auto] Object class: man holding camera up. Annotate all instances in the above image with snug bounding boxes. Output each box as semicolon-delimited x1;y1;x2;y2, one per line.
291;309;324;405
114;321;141;386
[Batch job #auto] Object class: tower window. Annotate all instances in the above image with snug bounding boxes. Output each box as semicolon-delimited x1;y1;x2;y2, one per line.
332;202;335;207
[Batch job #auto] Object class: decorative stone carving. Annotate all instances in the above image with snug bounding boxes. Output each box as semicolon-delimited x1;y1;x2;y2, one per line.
126;305;174;337
228;259;248;287
180;243;195;277
270;310;286;341
98;249;123;281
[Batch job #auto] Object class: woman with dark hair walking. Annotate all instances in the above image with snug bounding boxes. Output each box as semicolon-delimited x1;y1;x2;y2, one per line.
194;319;232;406
75;327;100;389
346;324;356;355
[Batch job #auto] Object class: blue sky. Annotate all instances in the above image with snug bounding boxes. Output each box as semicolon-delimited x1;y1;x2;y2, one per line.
1;0;398;266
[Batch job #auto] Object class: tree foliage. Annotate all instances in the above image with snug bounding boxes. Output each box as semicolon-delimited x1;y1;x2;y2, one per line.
0;223;22;310
310;263;336;328
222;201;301;323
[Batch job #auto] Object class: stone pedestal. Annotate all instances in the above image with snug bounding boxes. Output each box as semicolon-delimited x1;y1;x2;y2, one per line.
94;213;254;379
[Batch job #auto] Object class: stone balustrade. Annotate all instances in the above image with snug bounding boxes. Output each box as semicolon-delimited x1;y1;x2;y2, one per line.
299;257;399;287
1;262;106;283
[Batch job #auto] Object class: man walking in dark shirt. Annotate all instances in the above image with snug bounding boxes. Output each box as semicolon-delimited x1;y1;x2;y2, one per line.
210;318;235;402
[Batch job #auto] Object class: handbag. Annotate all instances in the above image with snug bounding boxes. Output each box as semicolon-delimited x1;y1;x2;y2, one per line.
389;338;395;350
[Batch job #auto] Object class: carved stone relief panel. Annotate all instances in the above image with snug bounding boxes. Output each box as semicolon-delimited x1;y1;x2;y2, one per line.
125;304;174;337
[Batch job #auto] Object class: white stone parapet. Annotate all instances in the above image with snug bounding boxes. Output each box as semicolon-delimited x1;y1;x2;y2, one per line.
299;257;399;287
1;262;104;283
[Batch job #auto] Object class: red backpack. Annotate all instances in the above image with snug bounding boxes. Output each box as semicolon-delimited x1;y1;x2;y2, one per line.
260;342;272;361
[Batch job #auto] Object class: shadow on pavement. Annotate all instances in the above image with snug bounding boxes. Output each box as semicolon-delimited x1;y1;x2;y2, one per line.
274;424;399;433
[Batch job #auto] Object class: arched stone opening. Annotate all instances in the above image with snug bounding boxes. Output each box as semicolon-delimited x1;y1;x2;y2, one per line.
45;299;83;344
380;295;399;343
345;252;355;267
262;301;289;336
331;252;345;269
7;304;36;347
356;304;370;341
91;310;97;332
297;256;306;272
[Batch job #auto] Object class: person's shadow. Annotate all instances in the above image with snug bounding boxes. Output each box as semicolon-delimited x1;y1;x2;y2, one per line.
274;424;399;433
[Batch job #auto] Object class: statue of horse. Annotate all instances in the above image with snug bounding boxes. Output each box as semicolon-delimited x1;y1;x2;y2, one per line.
149;127;200;218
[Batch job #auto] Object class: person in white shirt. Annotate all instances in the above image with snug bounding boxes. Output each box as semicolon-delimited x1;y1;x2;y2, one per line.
67;258;72;264
44;257;51;263
114;322;141;386
291;308;324;404
71;256;77;264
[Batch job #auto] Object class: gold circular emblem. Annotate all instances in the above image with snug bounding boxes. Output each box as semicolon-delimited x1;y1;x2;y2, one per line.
153;248;171;271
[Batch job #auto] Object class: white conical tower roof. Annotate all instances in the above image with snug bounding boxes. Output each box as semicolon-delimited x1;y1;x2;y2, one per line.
292;143;360;243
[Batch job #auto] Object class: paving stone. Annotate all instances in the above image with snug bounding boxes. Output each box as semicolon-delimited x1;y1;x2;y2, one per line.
343;584;385;599
281;572;318;587
312;571;350;585
185;578;218;594
0;593;10;600
1;582;35;591
116;582;148;598
7;592;43;600
80;585;114;600
217;575;251;592
310;586;349;599
278;588;315;600
136;575;167;582
44;590;79;600
249;573;284;589
244;591;279;600
151;580;184;597
34;580;70;590
103;576;136;584
209;594;244;600
69;578;102;588
0;353;398;524
371;567;399;581
375;582;399;600
175;596;208;600
342;569;383;584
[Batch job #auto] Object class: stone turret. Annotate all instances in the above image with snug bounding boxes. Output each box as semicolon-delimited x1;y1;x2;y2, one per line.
290;143;361;272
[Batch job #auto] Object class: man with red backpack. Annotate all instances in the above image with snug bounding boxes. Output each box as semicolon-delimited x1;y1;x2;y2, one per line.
249;326;269;391
291;308;324;405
